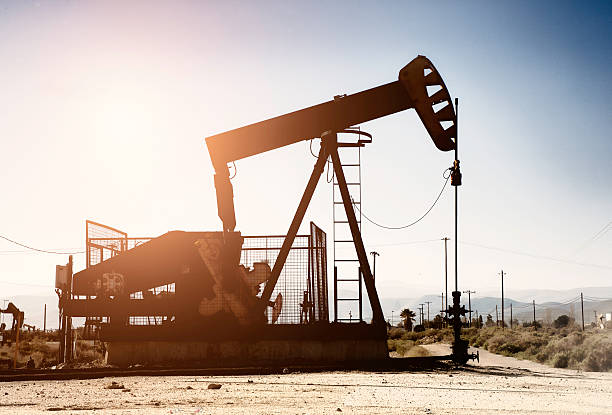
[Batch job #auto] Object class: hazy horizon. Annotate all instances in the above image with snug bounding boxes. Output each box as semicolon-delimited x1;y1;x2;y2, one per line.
1;1;610;303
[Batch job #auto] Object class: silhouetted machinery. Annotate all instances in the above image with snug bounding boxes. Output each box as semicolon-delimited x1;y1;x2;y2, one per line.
61;55;462;366
0;302;24;346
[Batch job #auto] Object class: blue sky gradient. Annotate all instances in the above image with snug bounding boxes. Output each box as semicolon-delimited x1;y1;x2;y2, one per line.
0;1;610;307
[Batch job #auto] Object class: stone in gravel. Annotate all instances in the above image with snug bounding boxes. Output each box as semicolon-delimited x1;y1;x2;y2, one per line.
208;383;222;389
105;381;125;389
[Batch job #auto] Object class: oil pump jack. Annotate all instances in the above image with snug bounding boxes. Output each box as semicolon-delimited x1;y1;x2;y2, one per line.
206;55;473;363
64;55;474;366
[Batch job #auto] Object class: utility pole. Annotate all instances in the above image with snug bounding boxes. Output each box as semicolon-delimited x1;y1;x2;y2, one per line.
424;301;432;327
418;304;424;326
510;303;513;329
43;304;47;332
442;237;450;325
532;300;537;331
439;293;444;328
391;310;394;327
370;251;379;280
496;305;499;327
498;270;507;328
462;290;475;327
581;292;585;331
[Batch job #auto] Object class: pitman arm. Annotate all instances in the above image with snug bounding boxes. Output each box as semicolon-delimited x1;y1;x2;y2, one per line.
206;55;457;231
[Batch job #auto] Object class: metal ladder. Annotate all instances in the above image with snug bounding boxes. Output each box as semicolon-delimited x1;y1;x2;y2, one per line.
332;129;370;322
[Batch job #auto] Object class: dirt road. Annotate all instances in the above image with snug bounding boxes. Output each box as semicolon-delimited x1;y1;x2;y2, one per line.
1;346;610;414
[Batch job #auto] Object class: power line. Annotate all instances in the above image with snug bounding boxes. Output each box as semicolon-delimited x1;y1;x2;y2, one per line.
460;241;612;270
571;220;612;257
0;280;55;288
352;169;451;230
0;235;84;255
0;248;82;255
584;296;612;302
367;239;441;248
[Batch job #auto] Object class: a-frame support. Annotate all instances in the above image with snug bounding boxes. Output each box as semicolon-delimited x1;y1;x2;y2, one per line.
260;132;384;324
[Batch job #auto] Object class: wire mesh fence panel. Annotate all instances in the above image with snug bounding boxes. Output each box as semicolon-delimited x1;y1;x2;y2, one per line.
241;235;309;324
309;222;329;322
84;220;328;326
86;221;151;268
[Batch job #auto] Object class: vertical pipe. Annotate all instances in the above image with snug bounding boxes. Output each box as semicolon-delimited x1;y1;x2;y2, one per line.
334;266;338;322
454;98;459;292
501;270;505;329
468;292;472;328
441;292;444;328
581;292;585;331
13;313;21;369
65;255;74;362
496;305;499;326
358;267;363;322
533;300;537;330
443;238;448;326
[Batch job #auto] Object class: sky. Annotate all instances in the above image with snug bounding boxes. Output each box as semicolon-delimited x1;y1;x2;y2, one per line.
0;1;611;316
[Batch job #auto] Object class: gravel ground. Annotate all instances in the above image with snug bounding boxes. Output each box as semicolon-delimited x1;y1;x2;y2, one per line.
0;345;610;414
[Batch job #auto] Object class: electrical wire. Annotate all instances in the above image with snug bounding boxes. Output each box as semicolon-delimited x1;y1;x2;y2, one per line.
0;235;84;255
584;296;612;302
351;168;451;230
0;279;54;288
229;161;237;179
460;241;612;270
309;139;335;183
571;220;612;257
367;239;441;248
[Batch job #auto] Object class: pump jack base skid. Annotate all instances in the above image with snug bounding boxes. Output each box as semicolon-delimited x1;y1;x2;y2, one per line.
0;356;459;383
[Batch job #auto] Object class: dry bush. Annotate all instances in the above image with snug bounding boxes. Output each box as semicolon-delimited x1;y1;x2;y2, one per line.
387;339;415;356
404;345;430;357
74;340;104;363
388;327;406;340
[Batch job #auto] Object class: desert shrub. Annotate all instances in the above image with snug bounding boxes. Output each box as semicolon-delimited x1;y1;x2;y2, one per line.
387;339;416;356
73;340;104;363
553;353;569;368
498;342;523;355
554;315;571;329
580;334;612;371
403;345;430;357
535;349;550;362
388;327;406;340
401;331;421;341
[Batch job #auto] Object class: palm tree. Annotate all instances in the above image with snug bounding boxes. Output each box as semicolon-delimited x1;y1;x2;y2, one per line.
400;308;416;331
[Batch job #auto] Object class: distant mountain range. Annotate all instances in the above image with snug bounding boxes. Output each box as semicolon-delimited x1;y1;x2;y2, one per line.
354;287;612;325
4;287;612;329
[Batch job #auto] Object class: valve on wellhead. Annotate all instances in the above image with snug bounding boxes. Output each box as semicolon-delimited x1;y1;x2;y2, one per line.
451;159;462;186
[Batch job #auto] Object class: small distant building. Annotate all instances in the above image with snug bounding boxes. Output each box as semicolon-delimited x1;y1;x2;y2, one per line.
596;312;612;329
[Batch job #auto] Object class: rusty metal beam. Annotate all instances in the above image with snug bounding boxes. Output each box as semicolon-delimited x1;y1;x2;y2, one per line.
206;81;412;170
